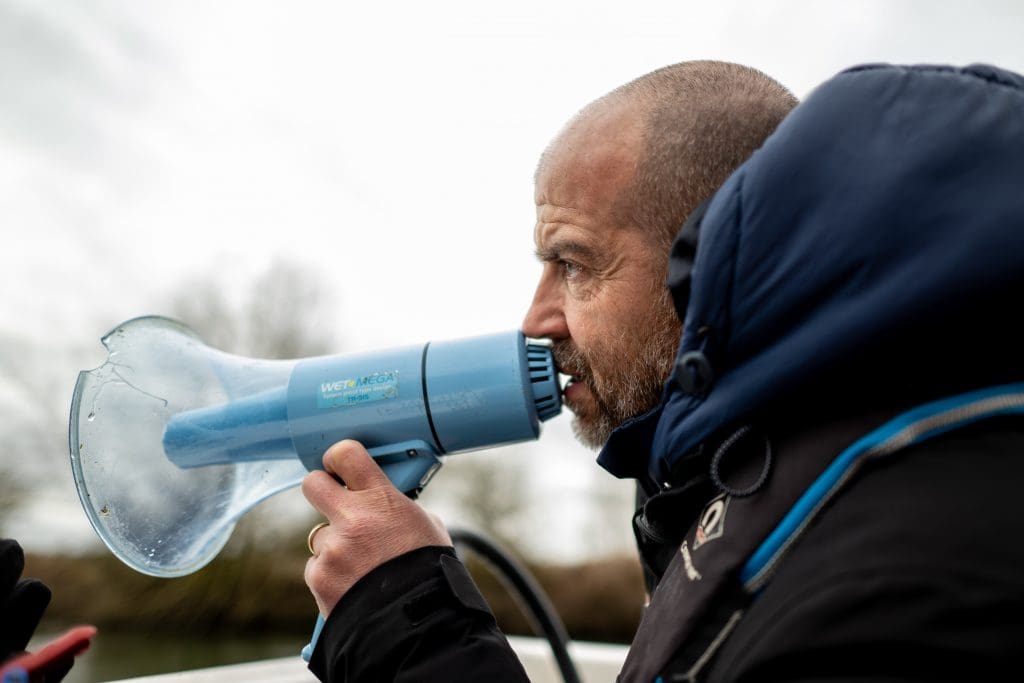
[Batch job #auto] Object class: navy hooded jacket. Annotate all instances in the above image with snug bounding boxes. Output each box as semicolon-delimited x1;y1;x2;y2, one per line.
600;63;1024;488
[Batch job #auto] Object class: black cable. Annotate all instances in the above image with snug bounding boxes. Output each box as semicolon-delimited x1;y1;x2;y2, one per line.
448;528;582;683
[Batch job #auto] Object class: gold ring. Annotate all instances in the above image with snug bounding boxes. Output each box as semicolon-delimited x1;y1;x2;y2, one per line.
307;521;330;556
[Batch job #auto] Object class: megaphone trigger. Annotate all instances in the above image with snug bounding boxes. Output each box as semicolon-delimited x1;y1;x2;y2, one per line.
364;440;442;498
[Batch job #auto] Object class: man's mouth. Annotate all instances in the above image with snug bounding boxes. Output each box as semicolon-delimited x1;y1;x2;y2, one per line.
559;372;587;401
553;349;587;398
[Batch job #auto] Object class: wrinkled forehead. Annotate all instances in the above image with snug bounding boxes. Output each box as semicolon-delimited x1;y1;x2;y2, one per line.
534;127;643;253
535;102;644;205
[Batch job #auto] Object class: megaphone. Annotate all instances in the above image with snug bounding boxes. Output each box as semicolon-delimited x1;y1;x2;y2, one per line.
69;316;562;578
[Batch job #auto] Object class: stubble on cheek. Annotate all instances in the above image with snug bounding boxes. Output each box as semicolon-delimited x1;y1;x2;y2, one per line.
552;297;680;450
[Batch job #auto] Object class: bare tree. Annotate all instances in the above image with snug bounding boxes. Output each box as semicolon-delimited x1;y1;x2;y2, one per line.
0;333;79;534
169;260;337;360
165;259;340;557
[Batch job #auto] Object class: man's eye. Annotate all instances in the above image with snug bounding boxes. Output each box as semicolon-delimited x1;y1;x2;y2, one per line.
560;260;582;279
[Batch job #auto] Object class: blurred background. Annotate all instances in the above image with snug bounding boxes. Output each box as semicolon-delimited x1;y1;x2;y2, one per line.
2;0;1023;680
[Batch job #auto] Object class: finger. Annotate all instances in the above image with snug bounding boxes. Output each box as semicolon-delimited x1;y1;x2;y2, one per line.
307;522;331;558
301;471;350;521
322;440;391;492
304;557;330;616
0;579;50;653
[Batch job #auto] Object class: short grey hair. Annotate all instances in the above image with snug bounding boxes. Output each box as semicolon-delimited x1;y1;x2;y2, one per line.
540;61;798;252
621;61;798;249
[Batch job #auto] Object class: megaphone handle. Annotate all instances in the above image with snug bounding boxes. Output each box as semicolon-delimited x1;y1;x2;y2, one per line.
301;614;325;662
300;441;443;661
365;439;443;497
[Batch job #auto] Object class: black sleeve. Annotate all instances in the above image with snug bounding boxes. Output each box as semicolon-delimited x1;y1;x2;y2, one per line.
308;545;530;683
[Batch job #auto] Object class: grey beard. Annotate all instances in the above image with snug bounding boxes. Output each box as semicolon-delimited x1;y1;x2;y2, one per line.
554;304;680;450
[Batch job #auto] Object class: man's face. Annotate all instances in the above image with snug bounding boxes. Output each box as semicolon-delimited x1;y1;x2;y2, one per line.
522;105;681;449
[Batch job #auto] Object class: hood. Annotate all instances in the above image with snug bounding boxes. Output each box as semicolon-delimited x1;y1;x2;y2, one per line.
600;63;1024;485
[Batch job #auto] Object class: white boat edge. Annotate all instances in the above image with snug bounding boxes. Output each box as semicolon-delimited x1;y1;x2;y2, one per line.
105;636;629;683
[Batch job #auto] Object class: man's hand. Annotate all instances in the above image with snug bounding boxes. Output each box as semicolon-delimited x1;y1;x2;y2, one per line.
301;440;452;616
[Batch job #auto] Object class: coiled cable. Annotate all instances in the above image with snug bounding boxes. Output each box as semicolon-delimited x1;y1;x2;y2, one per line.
449;527;582;683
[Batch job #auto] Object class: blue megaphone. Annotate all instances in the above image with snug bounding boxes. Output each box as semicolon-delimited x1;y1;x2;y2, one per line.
69;316;561;580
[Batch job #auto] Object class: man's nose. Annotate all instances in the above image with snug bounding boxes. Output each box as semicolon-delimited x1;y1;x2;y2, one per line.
522;276;568;340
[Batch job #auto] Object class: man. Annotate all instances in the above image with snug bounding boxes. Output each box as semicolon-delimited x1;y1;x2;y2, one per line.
301;60;797;681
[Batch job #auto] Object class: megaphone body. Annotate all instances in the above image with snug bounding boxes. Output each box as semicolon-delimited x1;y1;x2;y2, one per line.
69;317;561;578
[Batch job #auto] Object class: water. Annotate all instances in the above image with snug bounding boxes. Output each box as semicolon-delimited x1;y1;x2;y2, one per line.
30;630;307;682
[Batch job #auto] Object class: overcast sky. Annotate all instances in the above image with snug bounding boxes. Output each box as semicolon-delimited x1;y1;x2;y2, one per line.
3;0;1024;562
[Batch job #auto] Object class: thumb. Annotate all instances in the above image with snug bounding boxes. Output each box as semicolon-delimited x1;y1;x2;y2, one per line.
322;440;391;491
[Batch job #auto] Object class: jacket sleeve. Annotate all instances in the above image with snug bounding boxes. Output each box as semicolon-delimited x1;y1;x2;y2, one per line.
307;545;530;683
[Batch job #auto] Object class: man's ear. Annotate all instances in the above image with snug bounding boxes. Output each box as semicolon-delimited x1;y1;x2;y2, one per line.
667;194;714;322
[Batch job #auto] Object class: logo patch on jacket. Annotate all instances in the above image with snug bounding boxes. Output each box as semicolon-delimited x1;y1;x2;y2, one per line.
680;541;702;581
693;493;729;550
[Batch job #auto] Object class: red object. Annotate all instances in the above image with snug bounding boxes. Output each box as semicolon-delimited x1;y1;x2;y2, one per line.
0;626;97;679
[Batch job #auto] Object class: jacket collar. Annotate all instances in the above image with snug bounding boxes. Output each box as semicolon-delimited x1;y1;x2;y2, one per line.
596;402;662;492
